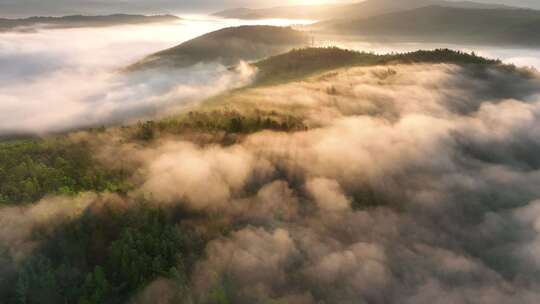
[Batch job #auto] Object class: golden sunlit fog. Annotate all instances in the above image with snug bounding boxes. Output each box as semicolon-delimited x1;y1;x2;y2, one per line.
1;2;540;304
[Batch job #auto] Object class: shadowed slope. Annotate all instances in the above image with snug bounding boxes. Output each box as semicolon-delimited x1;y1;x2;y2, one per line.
130;26;309;70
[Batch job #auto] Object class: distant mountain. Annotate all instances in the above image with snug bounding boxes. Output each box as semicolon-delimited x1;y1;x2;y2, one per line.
130;25;309;70
214;0;509;21
0;14;180;32
320;6;540;46
214;5;338;20
470;0;540;10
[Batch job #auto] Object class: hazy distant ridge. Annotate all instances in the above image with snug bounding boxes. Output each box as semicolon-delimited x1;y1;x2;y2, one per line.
214;0;509;21
320;6;540;46
0;14;180;31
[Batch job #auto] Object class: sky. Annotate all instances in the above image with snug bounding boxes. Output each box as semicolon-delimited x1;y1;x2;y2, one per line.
1;0;540;18
0;0;335;17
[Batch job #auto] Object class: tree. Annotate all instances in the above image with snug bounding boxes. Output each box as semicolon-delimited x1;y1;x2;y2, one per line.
109;209;182;291
0;139;129;205
78;266;109;304
230;117;243;133
136;121;155;141
15;256;62;304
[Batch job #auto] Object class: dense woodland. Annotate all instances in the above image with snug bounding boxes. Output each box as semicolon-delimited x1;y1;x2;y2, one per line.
0;139;129;205
0;47;518;304
1;206;204;304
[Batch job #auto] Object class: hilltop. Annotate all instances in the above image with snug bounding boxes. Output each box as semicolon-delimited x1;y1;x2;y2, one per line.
125;47;513;140
129;25;309;70
252;47;502;86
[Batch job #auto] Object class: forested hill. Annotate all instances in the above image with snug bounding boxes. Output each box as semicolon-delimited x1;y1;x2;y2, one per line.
0;14;180;31
129;25;309;70
319;6;540;46
253;47;503;85
0;48;507;206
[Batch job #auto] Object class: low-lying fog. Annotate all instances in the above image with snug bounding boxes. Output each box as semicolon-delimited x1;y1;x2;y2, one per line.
1;14;540;135
0;15;312;135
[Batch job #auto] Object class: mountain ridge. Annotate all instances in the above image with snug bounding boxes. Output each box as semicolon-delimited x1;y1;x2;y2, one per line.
318;5;540;46
214;0;511;21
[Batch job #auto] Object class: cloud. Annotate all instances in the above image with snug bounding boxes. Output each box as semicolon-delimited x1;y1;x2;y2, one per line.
0;0;346;17
125;63;540;303
5;22;540;302
0;193;118;261
0;60;255;135
305;178;351;211
139;141;259;209
193;227;300;302
0;23;256;136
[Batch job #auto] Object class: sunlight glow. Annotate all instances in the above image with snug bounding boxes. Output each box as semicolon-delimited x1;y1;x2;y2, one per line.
289;0;349;5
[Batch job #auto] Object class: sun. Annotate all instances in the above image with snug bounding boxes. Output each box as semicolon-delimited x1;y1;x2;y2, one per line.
292;0;342;5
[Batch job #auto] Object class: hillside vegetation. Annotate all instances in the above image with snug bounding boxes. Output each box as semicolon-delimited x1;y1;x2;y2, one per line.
253;47;502;85
127;48;506;140
0;47;507;206
0;139;130;205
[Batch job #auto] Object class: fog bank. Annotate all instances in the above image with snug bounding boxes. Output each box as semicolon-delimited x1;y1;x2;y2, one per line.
0;16;311;135
114;63;540;303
